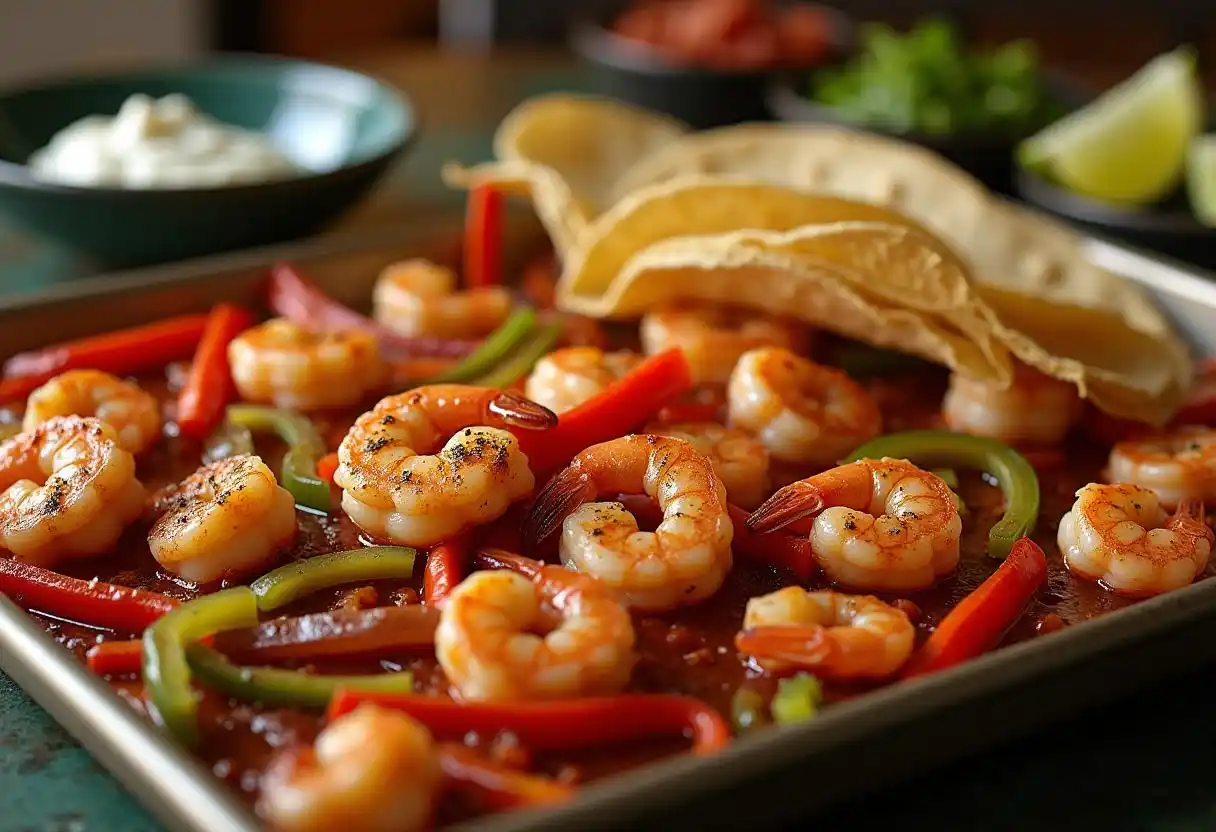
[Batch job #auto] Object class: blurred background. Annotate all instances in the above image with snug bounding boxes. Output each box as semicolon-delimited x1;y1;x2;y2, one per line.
0;0;1213;281
0;0;1207;84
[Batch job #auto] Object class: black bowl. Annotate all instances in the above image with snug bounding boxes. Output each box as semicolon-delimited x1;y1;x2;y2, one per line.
570;3;854;130
0;55;416;270
1015;167;1216;270
767;72;1089;195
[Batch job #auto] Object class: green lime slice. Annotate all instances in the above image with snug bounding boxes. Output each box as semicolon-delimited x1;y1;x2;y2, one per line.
1187;134;1216;227
1018;48;1204;205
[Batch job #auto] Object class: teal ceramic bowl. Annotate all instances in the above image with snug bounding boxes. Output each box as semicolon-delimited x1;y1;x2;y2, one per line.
0;55;416;269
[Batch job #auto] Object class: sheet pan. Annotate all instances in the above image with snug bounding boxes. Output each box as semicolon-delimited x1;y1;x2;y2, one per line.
3;215;1216;832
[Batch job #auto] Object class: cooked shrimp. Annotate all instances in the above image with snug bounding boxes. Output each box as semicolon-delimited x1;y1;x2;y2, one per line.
727;347;881;467
643;420;771;509
259;703;441;832
1106;426;1216;507
526;434;733;611
435;565;636;701
640;303;807;385
148;454;297;583
942;364;1081;445
736;587;915;679
228;318;384;411
373;259;511;339
524;347;641;414
23;369;161;455
748;458;961;592
0;416;145;565
335;386;556;548
1058;483;1212;597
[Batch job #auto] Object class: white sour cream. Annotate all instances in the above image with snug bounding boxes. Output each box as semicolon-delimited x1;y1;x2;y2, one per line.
28;93;299;189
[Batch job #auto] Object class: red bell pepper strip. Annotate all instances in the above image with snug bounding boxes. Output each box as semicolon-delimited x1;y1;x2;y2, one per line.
267;263;478;360
0;559;178;633
2;314;210;404
473;547;543;577
0;375;53;405
316;452;340;485
654;400;723;424
424;537;469;608
175;303;254;440
614;495;815;581
87;635;217;677
212;604;438;664
514;349;693;476
329;690;730;755
438;742;573;810
82;603;438;678
901;537;1048;679
464;184;504;289
86;640;144;676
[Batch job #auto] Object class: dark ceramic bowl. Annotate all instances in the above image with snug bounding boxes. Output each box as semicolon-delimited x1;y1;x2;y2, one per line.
767;72;1088;195
570;3;854;130
1015;167;1216;270
0;55;415;269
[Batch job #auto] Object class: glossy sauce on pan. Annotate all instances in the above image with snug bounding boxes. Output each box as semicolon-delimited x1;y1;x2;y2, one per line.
5;357;1164;817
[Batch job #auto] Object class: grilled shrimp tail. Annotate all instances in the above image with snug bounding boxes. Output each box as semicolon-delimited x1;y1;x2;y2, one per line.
746;481;825;533
525;470;597;546
488;391;559;430
735;625;835;668
1172;497;1214;542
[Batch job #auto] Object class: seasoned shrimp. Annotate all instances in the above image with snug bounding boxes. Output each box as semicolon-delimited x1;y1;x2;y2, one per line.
524;347;641;414
335;385;556;548
373;259;512;339
228;318;384;411
436;565;636;701
148;454;297;583
942;364;1081;445
736;587;915;679
643;420;771;509
1107;426;1216;507
640;303;807;385
526;434;733;611
1058;483;1212;597
23;369;161;455
728;347;881;467
0;416;145;565
748;458;961;592
259;703;441;832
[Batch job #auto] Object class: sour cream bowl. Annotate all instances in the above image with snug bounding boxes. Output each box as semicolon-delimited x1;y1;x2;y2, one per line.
0;55;415;268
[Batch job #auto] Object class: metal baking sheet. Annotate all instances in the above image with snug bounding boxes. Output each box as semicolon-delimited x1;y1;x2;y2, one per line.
3;216;1216;832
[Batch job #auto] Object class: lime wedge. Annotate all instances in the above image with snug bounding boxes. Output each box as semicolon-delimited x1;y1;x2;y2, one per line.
1018;48;1204;204
1188;135;1216;226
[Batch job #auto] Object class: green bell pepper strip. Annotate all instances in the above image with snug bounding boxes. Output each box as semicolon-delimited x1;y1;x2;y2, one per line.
226;404;330;512
142;587;259;748
846;429;1039;560
730;687;769;733
423;307;537;383
185;642;413;709
250;546;417;613
471;320;563;389
771;673;823;725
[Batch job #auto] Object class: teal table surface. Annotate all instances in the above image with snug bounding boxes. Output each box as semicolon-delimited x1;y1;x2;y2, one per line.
4;53;1216;832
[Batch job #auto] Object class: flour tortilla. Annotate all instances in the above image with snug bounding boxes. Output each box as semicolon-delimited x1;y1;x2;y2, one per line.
443;94;688;253
555;180;1191;424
